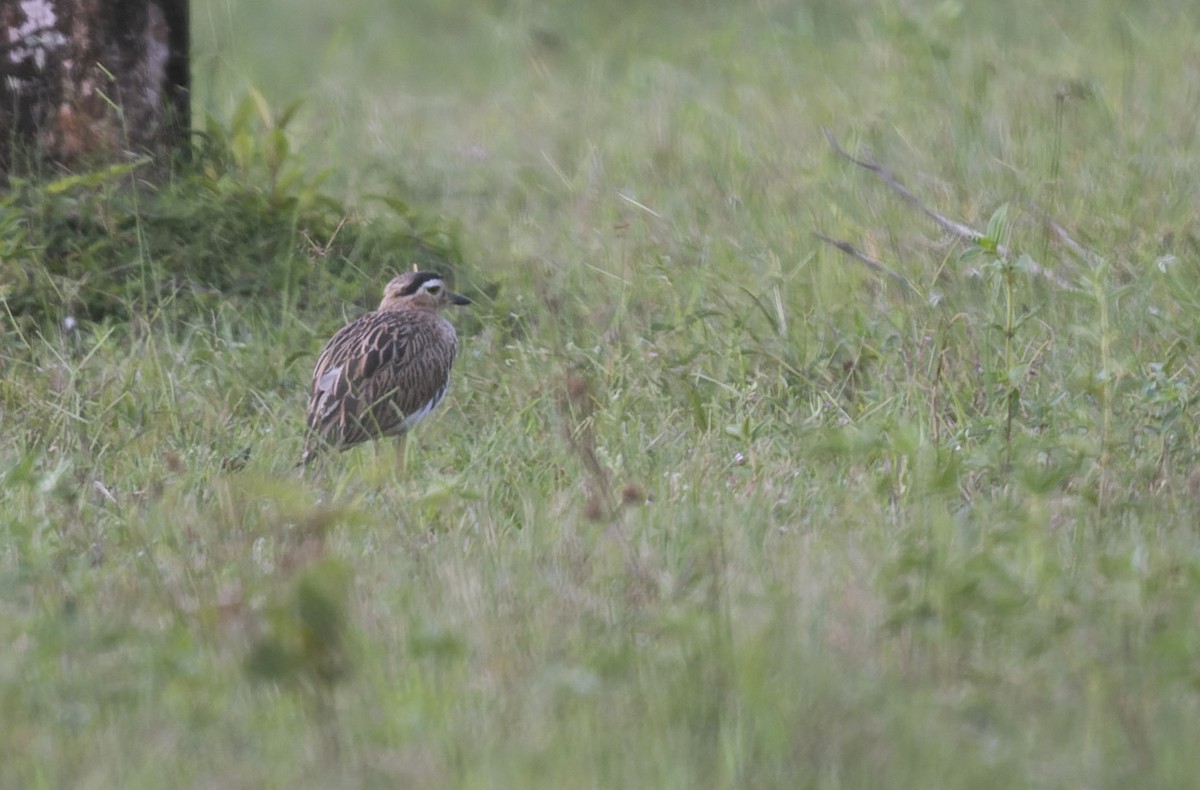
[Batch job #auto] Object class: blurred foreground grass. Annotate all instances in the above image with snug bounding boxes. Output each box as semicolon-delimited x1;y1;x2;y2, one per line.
4;0;1200;786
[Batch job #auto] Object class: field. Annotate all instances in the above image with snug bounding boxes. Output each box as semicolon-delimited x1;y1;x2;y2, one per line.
5;0;1200;786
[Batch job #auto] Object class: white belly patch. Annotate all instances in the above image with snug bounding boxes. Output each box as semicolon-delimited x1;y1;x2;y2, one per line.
400;398;437;431
399;382;449;432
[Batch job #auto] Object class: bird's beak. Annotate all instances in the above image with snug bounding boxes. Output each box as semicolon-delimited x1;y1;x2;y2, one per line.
450;292;472;306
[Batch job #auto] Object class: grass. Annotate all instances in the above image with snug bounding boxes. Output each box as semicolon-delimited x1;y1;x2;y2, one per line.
5;0;1200;786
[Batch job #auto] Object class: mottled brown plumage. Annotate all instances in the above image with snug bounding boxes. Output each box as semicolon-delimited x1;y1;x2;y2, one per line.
300;271;470;466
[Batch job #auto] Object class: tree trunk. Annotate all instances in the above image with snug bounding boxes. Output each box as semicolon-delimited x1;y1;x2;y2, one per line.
0;0;189;171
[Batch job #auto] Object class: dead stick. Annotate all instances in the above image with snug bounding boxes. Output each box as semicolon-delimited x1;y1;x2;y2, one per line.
1028;202;1101;266
822;128;1001;253
814;233;915;292
822;128;1078;291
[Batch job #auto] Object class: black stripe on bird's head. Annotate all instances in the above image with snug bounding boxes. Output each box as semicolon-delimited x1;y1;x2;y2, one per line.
380;270;472;312
397;271;444;296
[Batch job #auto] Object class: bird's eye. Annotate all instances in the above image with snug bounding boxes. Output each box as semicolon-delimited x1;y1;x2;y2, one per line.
427;284;442;294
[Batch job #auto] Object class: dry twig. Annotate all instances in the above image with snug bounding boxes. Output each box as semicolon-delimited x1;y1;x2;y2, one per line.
1028;202;1102;267
814;232;915;293
822;128;1001;254
822;128;1079;292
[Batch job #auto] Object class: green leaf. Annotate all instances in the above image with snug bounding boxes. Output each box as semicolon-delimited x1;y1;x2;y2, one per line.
985;202;1009;245
266;128;290;170
276;99;306;130
367;194;413;218
244;639;296;682
44;158;151;194
294;558;351;647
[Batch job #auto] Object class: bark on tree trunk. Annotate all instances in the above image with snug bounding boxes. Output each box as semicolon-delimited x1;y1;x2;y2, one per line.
0;0;189;171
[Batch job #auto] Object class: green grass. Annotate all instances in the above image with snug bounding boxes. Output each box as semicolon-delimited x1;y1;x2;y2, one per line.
6;0;1200;786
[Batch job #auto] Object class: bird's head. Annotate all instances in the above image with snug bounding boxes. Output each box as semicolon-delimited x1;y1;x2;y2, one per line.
378;270;471;312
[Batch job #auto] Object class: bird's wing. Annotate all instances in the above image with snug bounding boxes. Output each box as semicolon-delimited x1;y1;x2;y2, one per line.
304;312;454;449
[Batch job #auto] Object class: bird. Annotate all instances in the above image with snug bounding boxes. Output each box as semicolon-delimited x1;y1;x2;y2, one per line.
299;270;471;466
